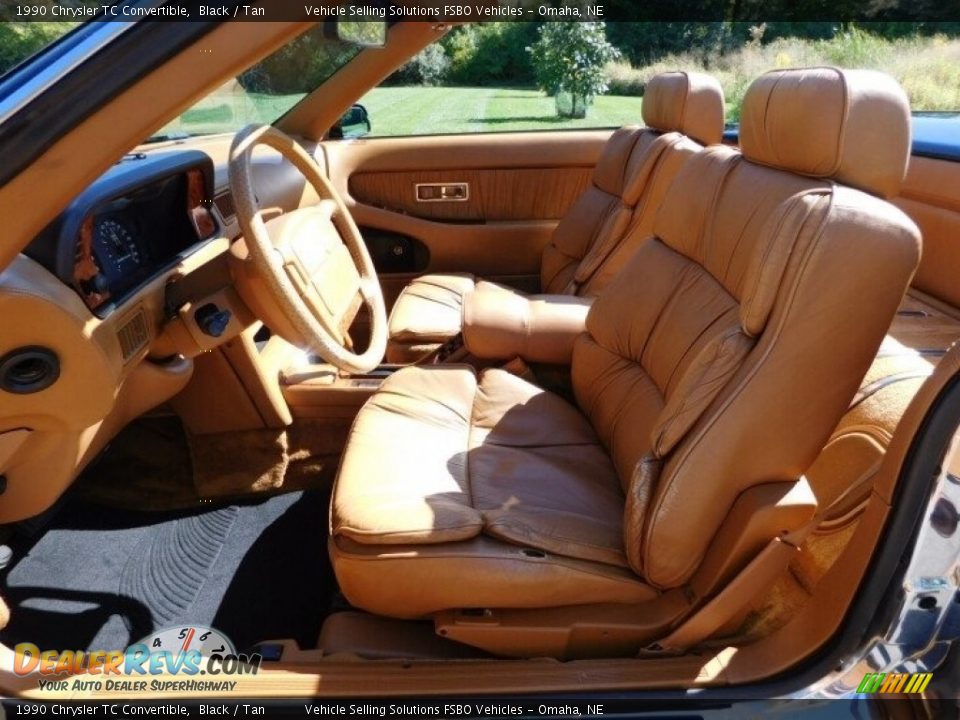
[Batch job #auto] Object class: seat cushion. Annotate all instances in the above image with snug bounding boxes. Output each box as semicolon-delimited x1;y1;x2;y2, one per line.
385;273;476;362
332;366;628;568
330;535;655;619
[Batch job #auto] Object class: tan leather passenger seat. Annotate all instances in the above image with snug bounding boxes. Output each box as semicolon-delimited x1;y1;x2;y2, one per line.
385;71;726;363
330;68;920;632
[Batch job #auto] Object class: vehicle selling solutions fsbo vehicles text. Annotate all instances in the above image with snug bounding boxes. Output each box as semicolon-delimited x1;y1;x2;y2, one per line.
302;5;604;18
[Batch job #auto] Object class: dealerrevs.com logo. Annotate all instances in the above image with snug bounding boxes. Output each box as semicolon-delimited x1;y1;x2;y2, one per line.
11;625;262;693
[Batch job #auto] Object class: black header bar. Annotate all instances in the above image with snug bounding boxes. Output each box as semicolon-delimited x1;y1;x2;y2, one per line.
2;0;960;23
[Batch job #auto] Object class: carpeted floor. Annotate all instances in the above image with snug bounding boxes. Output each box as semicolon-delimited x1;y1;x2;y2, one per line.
0;489;336;653
73;415;348;512
73;416;201;511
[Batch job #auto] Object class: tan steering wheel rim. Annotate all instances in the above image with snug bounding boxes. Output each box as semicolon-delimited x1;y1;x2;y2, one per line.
228;124;387;374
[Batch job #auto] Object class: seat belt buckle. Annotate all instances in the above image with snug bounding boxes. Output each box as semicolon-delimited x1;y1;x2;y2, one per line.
436;334;465;362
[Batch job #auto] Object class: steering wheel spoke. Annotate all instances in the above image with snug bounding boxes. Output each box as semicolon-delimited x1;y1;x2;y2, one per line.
228;124;387;374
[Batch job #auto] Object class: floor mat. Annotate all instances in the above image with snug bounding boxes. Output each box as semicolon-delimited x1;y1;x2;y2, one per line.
74;416;348;511
188;419;348;500
74;416;201;511
0;490;335;653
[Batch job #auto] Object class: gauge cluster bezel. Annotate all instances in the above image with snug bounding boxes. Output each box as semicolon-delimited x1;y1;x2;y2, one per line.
26;150;220;318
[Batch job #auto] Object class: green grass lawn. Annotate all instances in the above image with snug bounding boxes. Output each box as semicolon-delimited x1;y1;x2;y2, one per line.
358;86;644;135
163;85;644;138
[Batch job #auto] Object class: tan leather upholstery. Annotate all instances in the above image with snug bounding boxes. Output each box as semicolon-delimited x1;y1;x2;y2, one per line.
332;68;919;620
384;72;725;363
641;71;725;147
894;156;960;309
332;536;656;619
461;281;592;364
804;291;960;525
331;365;656;617
739;67;910;199
333;366;629;565
539;127;701;297
387;273;476;352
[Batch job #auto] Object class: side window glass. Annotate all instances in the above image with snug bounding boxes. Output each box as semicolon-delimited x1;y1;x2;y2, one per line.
357;23;642;138
349;22;958;140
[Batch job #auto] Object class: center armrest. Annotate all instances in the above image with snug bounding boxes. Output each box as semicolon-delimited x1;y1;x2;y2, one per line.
462;282;593;364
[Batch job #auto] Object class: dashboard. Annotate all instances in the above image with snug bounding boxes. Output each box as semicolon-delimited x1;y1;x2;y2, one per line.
1;136;329;525
26;150;219;317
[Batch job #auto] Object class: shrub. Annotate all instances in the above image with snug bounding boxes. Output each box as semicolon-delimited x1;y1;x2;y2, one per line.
604;28;960;121
819;26;890;67
528;23;621;117
441;23;537;86
604;60;646;96
391;44;450;86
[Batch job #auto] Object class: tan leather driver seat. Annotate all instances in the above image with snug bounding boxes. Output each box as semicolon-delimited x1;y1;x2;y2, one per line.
385;71;725;363
331;68;920;623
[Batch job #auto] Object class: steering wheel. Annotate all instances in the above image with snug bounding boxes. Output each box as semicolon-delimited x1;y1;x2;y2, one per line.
228;124;386;374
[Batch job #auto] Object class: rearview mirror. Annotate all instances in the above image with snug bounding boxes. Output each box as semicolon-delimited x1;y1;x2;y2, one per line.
334;20;387;48
332;104;371;139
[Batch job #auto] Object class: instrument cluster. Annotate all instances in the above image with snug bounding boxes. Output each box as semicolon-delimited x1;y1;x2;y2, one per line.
26;150;219;316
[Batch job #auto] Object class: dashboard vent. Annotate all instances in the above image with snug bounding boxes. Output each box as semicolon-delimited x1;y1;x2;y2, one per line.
214;191;236;223
117;310;149;362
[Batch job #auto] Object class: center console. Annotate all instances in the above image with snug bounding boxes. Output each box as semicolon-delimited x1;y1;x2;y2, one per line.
280;359;405;420
462;282;593;365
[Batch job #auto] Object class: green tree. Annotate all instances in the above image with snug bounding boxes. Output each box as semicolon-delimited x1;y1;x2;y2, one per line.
440;23;537;86
0;22;75;76
528;23;621;118
237;28;359;94
390;44;451;86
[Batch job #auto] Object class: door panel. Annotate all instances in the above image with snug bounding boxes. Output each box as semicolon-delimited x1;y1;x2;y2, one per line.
321;130;611;305
350;166;593;222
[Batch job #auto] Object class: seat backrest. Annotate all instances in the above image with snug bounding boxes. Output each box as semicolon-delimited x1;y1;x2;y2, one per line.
540;71;725;295
572;67;920;589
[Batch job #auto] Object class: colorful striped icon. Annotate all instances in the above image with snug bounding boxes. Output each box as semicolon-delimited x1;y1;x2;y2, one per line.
856;672;933;695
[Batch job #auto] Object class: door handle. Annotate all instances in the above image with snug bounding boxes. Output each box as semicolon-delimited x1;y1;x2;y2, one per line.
415;182;469;202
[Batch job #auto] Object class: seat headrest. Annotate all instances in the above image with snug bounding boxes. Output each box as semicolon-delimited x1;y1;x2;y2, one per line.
641;71;725;146
739;67;911;199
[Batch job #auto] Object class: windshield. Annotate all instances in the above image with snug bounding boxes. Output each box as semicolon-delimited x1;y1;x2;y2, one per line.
148;26;361;142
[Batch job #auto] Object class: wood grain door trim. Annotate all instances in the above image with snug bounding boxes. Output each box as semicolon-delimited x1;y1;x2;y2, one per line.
350;166;594;222
321;131;612;277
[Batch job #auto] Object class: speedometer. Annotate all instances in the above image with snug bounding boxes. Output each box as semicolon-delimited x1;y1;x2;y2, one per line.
94;218;141;275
